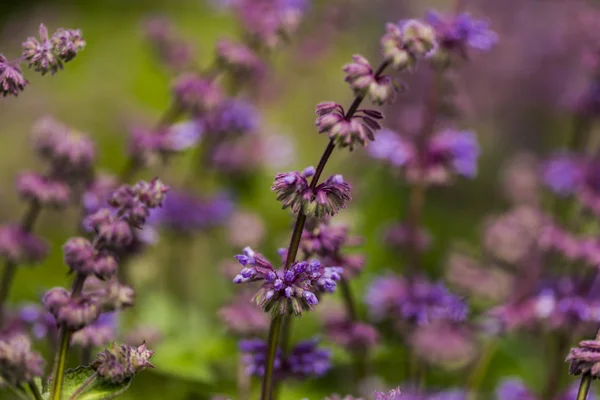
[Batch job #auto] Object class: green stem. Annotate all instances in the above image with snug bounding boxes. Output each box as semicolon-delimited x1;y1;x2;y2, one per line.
28;381;43;400
272;316;292;400
4;383;33;400
466;340;498;400
339;277;357;321
576;374;592;400
0;200;41;327
50;274;87;400
260;315;282;400
68;373;97;400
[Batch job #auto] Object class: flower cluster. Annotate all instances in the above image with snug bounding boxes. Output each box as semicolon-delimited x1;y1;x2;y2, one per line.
0;225;47;265
233;247;340;315
42;179;168;331
0;24;84;97
425;10;498;55
143;17;194;72
367;128;480;183
324;312;379;352
366;274;468;326
0;334;44;385
343;55;399;105
381;19;438;70
538;224;600;267
215;38;265;81
91;342;154;384
239;337;331;379
315;102;383;151
272;167;352;218
172;73;224;115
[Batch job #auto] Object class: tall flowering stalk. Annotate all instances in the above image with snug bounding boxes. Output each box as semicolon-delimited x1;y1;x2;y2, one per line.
231;18;438;400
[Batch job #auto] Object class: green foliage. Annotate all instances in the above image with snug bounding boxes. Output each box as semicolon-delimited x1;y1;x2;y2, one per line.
42;366;131;400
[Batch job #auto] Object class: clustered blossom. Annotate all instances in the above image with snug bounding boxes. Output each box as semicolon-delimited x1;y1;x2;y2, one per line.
202;98;261;137
538;224;600;267
495;378;594;400
92;342;154;384
71;312;116;348
366;274;468;326
42;179;168;331
425;10;498;55
384;222;431;254
172;73;224;114
367;128;481;183
568;332;600;379
0;225;47;265
239;337;331;379
215;38;264;80
409;321;477;369
233;247;339;315
22;24;85;76
315;102;383;151
381;19;438;70
343;55;399;105
324;312;379;351
143;17;194;71
0;334;44;385
0;55;27;97
272;166;352;218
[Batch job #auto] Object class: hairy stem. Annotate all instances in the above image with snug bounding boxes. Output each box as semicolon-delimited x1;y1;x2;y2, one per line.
0;200;42;327
50;274;87;400
576;374;592;400
260;315;282;400
68;373;97;400
29;381;43;400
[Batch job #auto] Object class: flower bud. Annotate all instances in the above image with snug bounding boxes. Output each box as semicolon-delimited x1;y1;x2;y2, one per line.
63;237;96;275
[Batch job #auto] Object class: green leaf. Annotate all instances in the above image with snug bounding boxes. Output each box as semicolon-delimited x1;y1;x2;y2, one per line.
42;366;132;400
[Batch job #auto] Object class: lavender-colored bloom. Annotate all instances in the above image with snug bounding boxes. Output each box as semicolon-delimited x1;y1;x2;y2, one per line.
367;129;413;167
71;312;117;348
0;55;27;97
428;129;480;178
172;73;224;114
343;55;398;105
150;189;233;234
410;321;476;370
239;337;330;379
366;274;468;325
142;17;194;72
324;313;379;351
495;379;536;400
22;24;85;75
17;172;71;208
567;331;600;379
0;224;47;264
233;247;333;315
203;99;261;136
18;304;56;340
542;153;585;196
92;342;154;384
315;102;383;151
373;388;403;400
384;222;431;253
215;38;264;79
0;334;45;385
426;10;498;53
218;296;269;335
381;20;438;70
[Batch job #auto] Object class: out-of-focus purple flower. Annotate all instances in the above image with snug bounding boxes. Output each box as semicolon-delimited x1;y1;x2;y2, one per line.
142;17;194;72
272;167;352;218
425;10;497;54
227;211;265;248
501;152;541;206
218;295;269;335
366;274;468;326
324;312;379;351
542;153;585;196
17;304;56;340
495;379;535;400
0;334;45;385
0;55;27;97
373;388;403;400
239;337;330;379
172;73;224;114
427;129;480;178
367;129;413;167
538;224;600;267
203;99;261;137
0;224;47;264
71;312;117;348
216;38;265;80
384;222;431;253
316;102;383;151
410;321;477;370
381;20;438;70
446;252;511;303
233;247;335;315
150;189;233;234
82;174;119;215
343;55;399;105
16;172;71;208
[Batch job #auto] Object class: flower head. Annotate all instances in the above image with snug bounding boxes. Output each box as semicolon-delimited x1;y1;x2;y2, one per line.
22;24;85;75
542;152;585;196
215;38;264;79
172;73;224;114
0;224;47;264
92;342;154;384
343;55;399;105
381;20;438;70
203;98;261;136
427;129;480;178
71;312;116;348
315;102;383;151
425;10;498;54
0;55;27;97
0;334;44;385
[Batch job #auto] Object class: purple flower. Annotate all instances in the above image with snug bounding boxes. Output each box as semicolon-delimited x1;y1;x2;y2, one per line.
203;99;261;136
0;334;45;385
343;55;399;105
172;73;224;114
428;129;480;178
22;24;85;76
215;38;264;79
218;296;269;335
16;172;71;208
542;153;585;196
425;10;498;53
149;189;233;234
373;388;403;400
233;247;335;315
315;102;383;151
71;312;117;348
410;321;476;370
324;313;379;351
272;167;351;218
495;379;535;400
367;129;414;167
0;224;47;264
18;305;56;340
92;342;154;384
0;55;27;97
239;337;330;379
366;274;468;325
381;20;438;70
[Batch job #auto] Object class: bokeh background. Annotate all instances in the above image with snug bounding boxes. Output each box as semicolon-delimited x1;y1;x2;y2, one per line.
1;0;599;399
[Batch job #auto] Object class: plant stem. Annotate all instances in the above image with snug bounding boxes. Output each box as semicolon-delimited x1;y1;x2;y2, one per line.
68;373;97;400
576;373;592;400
49;274;87;400
466;340;498;400
272;316;293;400
29;381;43;400
339;277;357;321
260;315;282;400
0;200;42;327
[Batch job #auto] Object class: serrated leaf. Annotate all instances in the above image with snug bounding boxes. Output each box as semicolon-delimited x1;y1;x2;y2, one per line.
42;366;132;400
